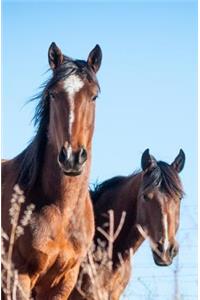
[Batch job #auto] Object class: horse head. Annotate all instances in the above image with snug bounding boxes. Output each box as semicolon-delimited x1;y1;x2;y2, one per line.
46;42;102;176
137;149;185;266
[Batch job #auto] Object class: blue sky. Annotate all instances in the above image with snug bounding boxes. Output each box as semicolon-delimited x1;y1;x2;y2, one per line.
2;1;197;299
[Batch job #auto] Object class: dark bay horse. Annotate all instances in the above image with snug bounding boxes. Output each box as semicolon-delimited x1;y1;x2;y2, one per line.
2;42;102;299
70;149;185;300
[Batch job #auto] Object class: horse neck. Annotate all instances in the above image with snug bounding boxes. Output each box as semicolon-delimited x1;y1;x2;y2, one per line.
40;141;92;217
102;173;145;264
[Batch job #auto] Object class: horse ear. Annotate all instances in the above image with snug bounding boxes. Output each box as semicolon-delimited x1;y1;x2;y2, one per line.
141;149;157;171
87;44;102;73
48;42;64;70
171;149;185;173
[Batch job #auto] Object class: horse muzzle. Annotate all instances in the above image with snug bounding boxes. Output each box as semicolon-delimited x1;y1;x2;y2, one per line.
152;250;172;266
152;242;179;267
58;145;87;176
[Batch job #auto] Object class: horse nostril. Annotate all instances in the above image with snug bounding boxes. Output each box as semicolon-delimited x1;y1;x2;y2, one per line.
78;147;87;164
59;147;67;163
169;245;178;258
157;242;164;254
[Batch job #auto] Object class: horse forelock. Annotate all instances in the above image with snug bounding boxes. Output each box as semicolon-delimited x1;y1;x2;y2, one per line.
142;167;162;194
158;161;184;198
142;161;184;198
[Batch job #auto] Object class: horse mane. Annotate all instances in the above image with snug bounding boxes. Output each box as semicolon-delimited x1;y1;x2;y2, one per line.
143;161;184;198
16;57;99;191
90;170;140;206
90;176;126;204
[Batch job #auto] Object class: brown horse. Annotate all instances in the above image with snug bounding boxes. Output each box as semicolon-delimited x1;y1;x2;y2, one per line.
2;42;102;299
70;149;185;300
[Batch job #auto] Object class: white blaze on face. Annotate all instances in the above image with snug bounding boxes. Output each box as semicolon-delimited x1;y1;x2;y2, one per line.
163;213;169;252
64;75;84;137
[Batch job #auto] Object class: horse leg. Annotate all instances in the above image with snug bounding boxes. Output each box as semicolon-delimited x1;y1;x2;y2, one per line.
56;264;80;300
36;263;80;300
16;273;31;300
13;247;49;299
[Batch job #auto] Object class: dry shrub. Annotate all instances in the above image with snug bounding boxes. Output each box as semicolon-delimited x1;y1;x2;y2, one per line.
75;210;131;300
1;189;165;300
1;185;35;300
74;213;168;300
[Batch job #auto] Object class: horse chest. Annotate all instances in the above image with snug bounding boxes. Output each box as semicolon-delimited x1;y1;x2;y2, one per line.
29;206;79;264
31;230;80;291
23;203;92;293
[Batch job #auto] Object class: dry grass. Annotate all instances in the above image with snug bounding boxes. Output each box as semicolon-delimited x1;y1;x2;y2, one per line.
1;188;166;300
74;213;168;300
75;210;131;300
1;185;35;300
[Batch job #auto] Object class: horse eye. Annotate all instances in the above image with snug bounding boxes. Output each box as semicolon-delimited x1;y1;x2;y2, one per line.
91;95;98;102
143;195;149;202
49;92;55;99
